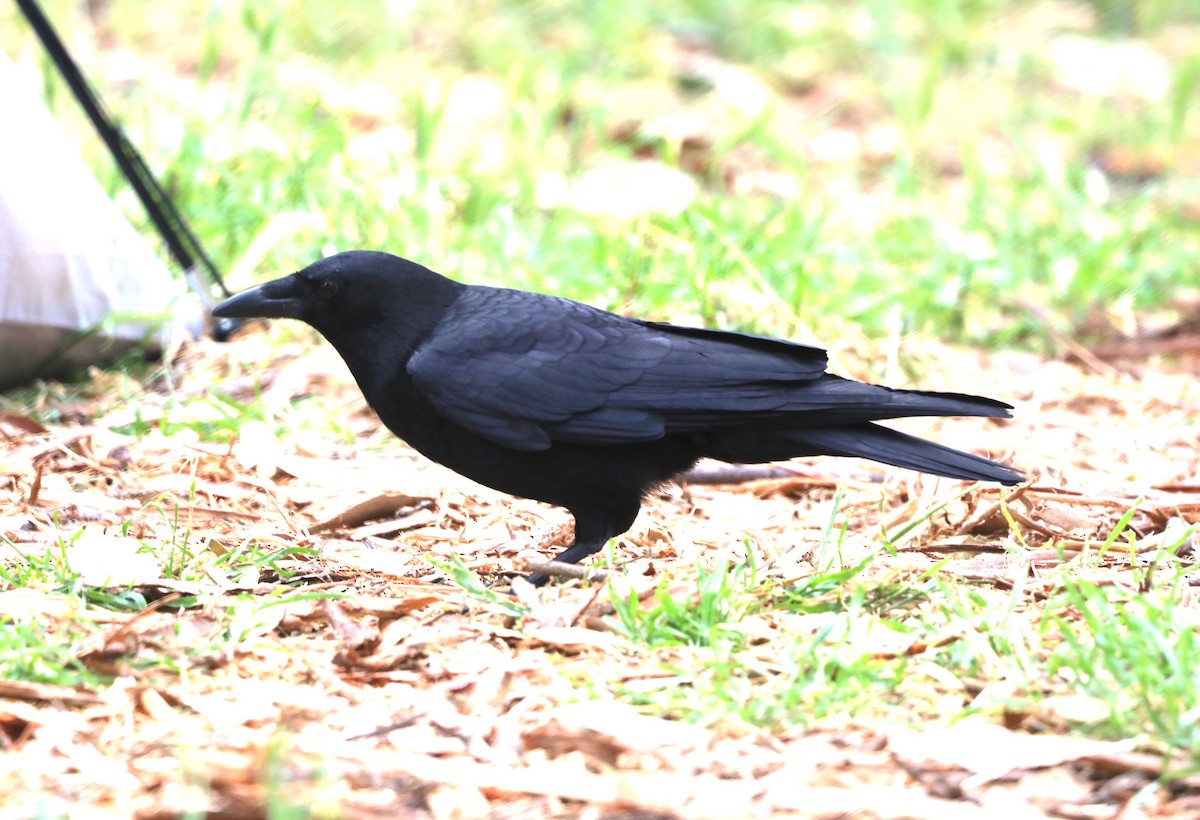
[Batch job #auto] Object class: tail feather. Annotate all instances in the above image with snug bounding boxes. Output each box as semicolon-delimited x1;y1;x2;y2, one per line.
705;422;1022;485
878;387;1013;419
776;378;1015;425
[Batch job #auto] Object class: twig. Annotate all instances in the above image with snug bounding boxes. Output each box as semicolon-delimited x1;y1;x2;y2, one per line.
1091;335;1200;360
0;678;104;706
73;592;184;663
346;712;421;741
680;465;799;484
1018;298;1120;376
898;542;1009;554
680;463;883;486
959;483;1030;534
27;460;43;506
1005;504;1065;539
571;581;610;628
322;599;378;650
310;493;434;533
513;557;612;583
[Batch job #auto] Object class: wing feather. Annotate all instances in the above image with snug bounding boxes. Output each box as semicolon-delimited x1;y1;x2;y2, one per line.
408;286;835;450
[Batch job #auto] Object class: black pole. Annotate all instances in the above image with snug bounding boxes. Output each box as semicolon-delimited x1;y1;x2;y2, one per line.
14;0;240;338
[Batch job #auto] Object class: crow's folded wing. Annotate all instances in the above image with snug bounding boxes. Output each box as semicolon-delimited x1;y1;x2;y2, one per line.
407;287;830;451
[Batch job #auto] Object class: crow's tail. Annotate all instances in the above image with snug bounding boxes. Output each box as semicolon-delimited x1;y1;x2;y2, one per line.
705;422;1022;485
783;423;1022;484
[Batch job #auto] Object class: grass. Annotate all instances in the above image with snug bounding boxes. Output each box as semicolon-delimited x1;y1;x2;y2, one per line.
3;0;1198;351
599;531;1200;768
1050;575;1200;772
415;484;1200;765
2;0;1199;813
0;617;106;687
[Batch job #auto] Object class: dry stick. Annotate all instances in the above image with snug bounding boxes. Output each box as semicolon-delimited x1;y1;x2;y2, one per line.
514;556;612;583
570;580;611;629
1019;298;1121;376
75;592;184;661
1005;504;1065;539
680;463;883;486
1025;486;1200;520
0;414;50;435
240;474;305;535
899;542;1010;554
1154;483;1200;493
26;460;43;506
1028;486;1197;506
680;465;800;484
0;678;104;706
1091;334;1200;360
321;599;378;649
346;712;422;741
32;431;109;473
311;493;434;533
959;482;1030;533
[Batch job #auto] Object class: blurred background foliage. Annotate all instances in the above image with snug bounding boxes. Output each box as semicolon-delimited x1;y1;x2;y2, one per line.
2;0;1198;350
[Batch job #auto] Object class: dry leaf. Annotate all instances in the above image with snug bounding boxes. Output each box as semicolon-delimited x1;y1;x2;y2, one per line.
0;414;49;435
885;719;1136;789
65;529;165;587
520;626;621;653
232;420;283;478
0;679;104;707
310;492;433;533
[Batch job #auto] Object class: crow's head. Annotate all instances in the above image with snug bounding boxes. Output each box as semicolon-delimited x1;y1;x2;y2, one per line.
213;251;463;345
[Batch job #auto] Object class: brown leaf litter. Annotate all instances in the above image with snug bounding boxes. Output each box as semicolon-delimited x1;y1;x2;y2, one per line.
1;329;1198;817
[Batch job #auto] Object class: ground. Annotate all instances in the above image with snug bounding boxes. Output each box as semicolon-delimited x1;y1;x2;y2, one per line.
2;0;1200;817
1;328;1197;817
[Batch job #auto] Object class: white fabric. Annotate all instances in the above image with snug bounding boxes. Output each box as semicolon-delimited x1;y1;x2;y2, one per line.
0;49;199;388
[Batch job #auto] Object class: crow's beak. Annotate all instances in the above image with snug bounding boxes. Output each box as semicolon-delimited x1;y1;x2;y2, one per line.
212;277;304;320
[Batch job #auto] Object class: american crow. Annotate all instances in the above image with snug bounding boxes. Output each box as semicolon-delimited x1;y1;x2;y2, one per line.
214;251;1020;583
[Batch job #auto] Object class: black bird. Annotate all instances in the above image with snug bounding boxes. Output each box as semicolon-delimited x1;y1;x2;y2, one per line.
213;251;1020;583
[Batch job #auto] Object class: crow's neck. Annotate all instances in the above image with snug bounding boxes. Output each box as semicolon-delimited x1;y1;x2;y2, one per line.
320;281;465;400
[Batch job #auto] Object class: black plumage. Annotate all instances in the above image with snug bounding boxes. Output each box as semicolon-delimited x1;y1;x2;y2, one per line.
214;251;1020;582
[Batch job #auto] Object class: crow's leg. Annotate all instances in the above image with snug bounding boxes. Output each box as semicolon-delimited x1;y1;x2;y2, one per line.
524;503;637;586
524;534;611;587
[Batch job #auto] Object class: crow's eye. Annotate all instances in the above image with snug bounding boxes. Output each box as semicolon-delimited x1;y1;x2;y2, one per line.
317;279;338;299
